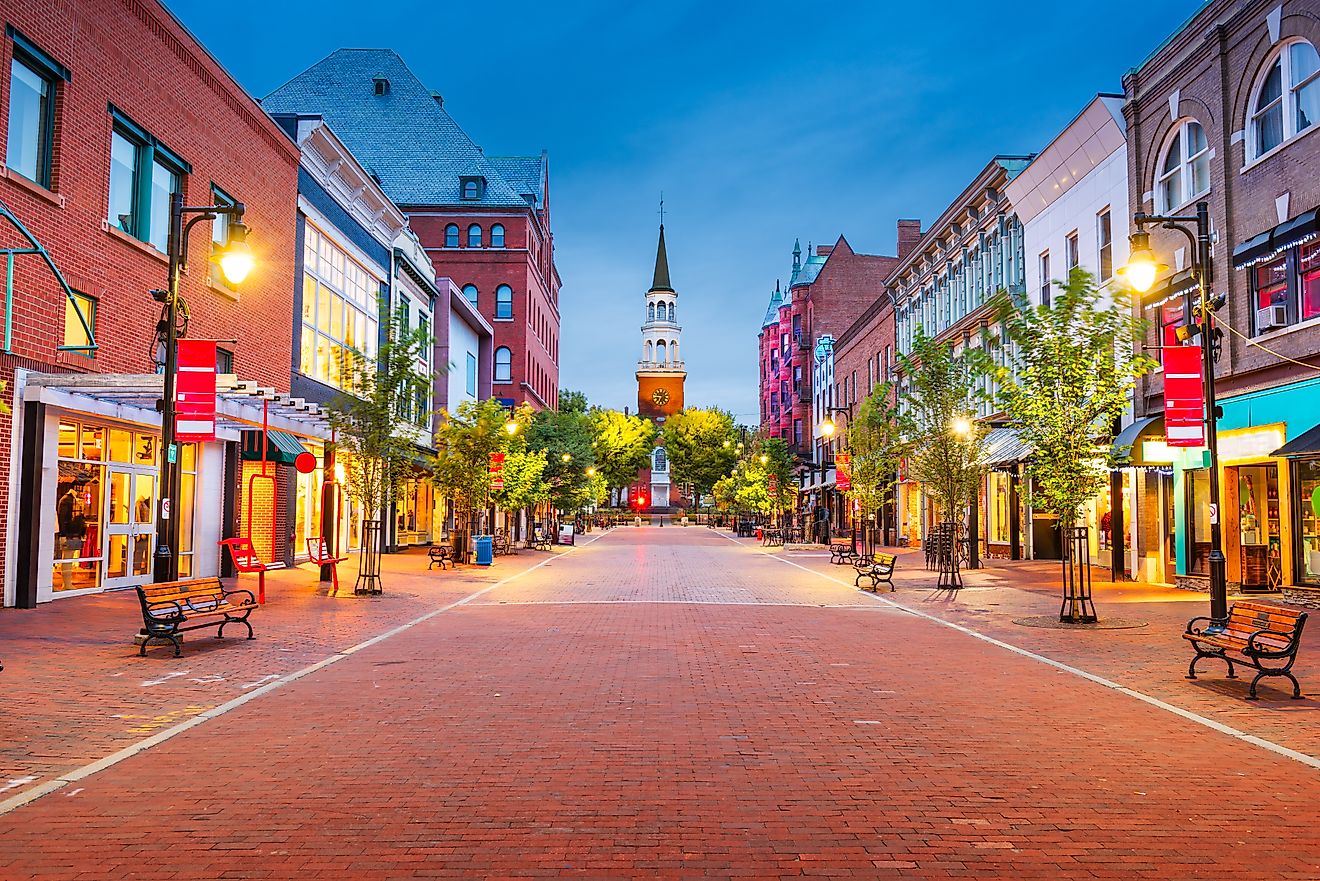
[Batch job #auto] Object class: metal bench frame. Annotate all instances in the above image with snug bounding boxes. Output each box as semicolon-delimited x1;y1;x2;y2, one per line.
428;545;453;570
135;578;256;658
1184;601;1308;700
853;553;896;591
219;537;286;605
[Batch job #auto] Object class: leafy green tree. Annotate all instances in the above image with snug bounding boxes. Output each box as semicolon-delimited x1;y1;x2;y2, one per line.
491;447;550;535
898;330;988;523
991;268;1156;526
662;408;739;501
844;383;911;550
558;388;589;414
590;408;656;490
329;303;431;587
431;398;515;541
527;406;597;513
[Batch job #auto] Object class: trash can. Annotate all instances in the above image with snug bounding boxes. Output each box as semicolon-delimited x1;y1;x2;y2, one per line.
474;535;493;566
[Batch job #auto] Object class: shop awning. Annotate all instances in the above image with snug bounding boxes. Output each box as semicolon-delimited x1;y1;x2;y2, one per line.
1272;422;1320;457
241;429;308;465
1112;415;1164;463
1233;207;1320;270
982;427;1032;466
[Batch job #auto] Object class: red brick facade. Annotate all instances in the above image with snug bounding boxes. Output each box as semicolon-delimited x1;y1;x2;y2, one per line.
408;203;559;410
0;0;299;586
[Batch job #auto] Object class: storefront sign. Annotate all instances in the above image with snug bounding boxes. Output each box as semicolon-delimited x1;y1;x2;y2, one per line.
175;339;217;442
835;452;852;491
1218;424;1286;464
1163;345;1205;447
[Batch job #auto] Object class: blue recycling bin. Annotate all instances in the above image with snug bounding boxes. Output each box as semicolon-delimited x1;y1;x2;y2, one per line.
474;534;493;566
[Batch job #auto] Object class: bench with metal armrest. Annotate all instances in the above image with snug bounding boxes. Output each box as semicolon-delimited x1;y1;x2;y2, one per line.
135;578;256;657
853;552;897;591
1184;601;1307;700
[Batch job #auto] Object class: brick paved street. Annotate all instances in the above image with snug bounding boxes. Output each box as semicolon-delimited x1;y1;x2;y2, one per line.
2;525;1319;879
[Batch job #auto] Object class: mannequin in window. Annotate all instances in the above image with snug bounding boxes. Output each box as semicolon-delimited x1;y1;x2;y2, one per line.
56;474;90;590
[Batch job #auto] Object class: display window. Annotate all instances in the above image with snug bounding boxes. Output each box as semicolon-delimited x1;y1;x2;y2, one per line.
1295;457;1320;586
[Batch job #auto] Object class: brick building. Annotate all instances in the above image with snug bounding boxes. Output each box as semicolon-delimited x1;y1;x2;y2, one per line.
1122;0;1320;604
0;0;301;605
263;49;561;412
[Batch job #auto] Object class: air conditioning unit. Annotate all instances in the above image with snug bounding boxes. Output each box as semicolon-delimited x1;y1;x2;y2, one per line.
1256;304;1288;331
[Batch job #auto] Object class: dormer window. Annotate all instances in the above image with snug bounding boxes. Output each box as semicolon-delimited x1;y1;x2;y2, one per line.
460;175;486;201
373;76;390;96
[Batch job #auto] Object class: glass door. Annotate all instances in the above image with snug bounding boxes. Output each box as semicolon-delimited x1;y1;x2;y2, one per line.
103;468;155;589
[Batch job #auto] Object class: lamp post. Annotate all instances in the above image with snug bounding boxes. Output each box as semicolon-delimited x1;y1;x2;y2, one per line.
818;403;856;552
950;415;979;570
1120;200;1227;620
153;193;253;583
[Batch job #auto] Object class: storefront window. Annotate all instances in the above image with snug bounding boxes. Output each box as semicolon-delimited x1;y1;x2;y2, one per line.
987;471;1010;545
53;421;107;592
1295;458;1320;585
1254;256;1288;309
1186;468;1212;576
299;223;381;392
1237;464;1280;590
1299;242;1320;322
177;443;197;578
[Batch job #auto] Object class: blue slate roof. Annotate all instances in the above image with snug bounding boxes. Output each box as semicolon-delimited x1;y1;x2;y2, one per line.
761;290;784;328
792;255;826;287
262;49;542;209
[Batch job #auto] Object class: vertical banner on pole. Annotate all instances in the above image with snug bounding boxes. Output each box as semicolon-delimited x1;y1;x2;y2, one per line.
175;340;218;442
1164;345;1206;448
835;452;852;491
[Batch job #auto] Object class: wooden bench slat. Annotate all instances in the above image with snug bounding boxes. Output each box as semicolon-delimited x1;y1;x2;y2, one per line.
1186;601;1307;699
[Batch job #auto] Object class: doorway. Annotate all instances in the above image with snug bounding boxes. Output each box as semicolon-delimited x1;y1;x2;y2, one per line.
1236;463;1280;593
103;466;156;589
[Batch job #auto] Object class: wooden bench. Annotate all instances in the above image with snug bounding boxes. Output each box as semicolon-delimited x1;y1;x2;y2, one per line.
219;537;286;605
854;552;897;591
307;537;347;596
1184;600;1308;700
135;578;256;658
428;545;453;570
829;543;855;565
530;530;552;551
493;533;513;556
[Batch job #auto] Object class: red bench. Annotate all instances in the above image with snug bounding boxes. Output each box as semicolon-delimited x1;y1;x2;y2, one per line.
307;537;347;596
219;537;286;605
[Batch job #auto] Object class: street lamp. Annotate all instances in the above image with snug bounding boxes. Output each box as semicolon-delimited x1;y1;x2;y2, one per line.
1121;200;1228;621
153;193;253;583
759;454;769;465
586;467;597;477
817;404;856;551
951;416;972;437
561;453;572;463
504;417;520;435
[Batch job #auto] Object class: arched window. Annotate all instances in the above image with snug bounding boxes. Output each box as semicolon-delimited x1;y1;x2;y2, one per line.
490;224;505;248
445;224;459;248
1156;120;1210;212
1250;40;1320;159
670;340;679;362
647;303;655;322
462;284;478;307
668;302;675;321
644;340;653;362
467;224;483;248
495;284;513;319
656;340;667;363
494;346;512;382
463;180;479;199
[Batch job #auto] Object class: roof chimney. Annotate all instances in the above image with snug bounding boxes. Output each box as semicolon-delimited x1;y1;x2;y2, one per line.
897;219;922;260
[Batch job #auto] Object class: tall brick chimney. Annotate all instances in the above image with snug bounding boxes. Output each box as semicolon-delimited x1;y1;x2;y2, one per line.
896;219;922;260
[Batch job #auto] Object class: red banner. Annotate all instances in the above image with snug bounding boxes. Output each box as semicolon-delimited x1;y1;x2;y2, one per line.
835;452;852;492
1164;345;1205;448
175;340;217;442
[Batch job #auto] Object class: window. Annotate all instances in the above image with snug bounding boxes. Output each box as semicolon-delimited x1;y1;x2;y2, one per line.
460;175;485;201
463;181;478;199
372;77;390;96
495;284;513;319
444;224;459;247
297;223;380;393
465;352;478;397
462;284;478;307
6;46;61;188
1065;231;1079;272
62;291;95;354
647;303;655;322
216;347;234;373
105;111;188;252
1039;251;1051;307
467;224;482;248
1299;241;1320;322
1157;120;1209;212
490;224;505;248
494;346;512;382
1097;210;1113;281
1250;40;1320;159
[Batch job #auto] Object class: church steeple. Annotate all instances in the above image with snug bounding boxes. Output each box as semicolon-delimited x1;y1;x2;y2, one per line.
651;224;673;292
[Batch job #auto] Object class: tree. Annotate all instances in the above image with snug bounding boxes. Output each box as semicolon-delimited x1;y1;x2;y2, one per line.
558;388;589;414
527;405;597;513
844;383;911;551
992;268;1156;526
431;398;517;547
730;436;795;518
590;408;656;490
662;408;739;502
491;447;550;536
328;303;432;592
898;330;988;525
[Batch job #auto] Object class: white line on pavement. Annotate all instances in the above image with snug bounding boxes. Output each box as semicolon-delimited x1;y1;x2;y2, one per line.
722;532;1320;772
0;534;606;818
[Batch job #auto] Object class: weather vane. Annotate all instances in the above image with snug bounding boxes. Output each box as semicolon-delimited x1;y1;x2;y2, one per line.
658;192;665;226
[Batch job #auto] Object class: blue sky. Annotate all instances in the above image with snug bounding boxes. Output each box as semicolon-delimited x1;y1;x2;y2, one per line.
167;0;1202;423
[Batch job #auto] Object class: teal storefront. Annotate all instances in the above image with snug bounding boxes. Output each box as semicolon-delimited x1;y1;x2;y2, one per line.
1158;375;1320;602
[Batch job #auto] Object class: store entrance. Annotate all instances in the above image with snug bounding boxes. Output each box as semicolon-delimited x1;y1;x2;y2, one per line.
103;466;156;589
1236;464;1281;593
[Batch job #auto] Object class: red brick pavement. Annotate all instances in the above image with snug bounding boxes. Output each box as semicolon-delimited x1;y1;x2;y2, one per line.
0;526;1317;879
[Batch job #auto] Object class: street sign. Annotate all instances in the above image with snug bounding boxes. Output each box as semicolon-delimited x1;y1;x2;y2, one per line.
1164;345;1206;447
490;477;505;491
160;497;171;520
768;474;779;494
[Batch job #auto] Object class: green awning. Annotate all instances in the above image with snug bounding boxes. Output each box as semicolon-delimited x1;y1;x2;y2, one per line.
241;429;308;466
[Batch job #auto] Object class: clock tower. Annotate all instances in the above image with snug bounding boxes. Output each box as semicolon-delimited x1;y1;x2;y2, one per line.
634;221;686;511
636;222;686;420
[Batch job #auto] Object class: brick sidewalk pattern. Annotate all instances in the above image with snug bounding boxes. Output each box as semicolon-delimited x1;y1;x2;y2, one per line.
0;525;1317;879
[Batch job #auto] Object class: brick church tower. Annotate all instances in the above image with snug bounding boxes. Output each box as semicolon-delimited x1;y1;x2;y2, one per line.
634;223;686;510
